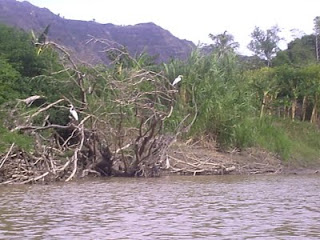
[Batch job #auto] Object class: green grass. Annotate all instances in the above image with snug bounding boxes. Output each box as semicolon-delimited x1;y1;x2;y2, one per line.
254;117;292;160
254;117;320;166
233;117;258;149
279;120;320;166
0;125;34;153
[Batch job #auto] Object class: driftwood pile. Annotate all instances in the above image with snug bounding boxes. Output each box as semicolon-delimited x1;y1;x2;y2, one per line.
0;68;179;184
165;140;283;176
165;141;236;176
0;40;241;185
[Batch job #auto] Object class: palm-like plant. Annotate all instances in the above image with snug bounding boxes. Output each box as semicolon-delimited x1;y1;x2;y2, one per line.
209;31;239;58
247;67;278;118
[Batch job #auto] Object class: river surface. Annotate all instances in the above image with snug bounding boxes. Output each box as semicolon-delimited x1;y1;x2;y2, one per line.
0;174;319;239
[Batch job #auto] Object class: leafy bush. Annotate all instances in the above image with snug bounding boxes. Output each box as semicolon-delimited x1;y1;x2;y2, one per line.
0;125;33;153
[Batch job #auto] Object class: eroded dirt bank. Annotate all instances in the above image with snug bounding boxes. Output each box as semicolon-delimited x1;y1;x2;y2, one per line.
165;141;320;176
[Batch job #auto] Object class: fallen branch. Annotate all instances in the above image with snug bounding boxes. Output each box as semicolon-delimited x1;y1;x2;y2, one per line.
19;171;49;184
0;143;15;169
30;98;65;119
11;124;71;132
65;118;88;181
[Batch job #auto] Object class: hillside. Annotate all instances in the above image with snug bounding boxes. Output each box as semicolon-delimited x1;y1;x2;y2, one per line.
0;0;195;63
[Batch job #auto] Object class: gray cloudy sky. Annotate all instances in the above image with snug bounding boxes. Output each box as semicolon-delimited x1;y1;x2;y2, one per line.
19;0;320;55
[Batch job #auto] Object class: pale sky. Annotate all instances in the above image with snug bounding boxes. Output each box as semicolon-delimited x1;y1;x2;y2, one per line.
19;0;320;55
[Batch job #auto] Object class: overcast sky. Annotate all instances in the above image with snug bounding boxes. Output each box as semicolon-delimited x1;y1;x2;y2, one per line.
19;0;320;55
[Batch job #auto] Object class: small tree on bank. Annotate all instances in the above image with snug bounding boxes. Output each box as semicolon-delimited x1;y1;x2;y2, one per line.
208;31;239;57
248;25;282;67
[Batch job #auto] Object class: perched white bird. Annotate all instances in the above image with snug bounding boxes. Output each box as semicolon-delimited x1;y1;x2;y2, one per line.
69;104;79;121
172;75;183;86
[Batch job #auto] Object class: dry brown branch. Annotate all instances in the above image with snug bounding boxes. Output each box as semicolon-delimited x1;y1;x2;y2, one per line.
19;171;49;184
0;38;182;184
165;142;237;175
56;159;71;172
12;124;71;132
0;143;15;169
30;98;65;119
0;179;15;185
65;116;90;181
19;95;46;106
41;41;88;107
61;127;79;147
116;143;132;154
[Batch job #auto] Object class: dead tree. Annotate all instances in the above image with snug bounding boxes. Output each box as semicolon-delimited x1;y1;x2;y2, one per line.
0;39;180;184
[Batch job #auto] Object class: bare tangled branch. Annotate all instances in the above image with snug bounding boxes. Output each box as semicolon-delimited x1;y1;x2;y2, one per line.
0;36;201;184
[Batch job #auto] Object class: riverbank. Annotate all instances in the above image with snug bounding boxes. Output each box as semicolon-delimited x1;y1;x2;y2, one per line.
166;140;320;176
1;138;319;185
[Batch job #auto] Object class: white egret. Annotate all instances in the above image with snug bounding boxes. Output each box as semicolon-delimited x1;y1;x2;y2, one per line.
69;104;79;121
172;75;183;86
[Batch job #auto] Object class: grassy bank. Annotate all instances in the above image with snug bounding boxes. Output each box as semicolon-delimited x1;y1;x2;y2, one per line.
254;118;320;167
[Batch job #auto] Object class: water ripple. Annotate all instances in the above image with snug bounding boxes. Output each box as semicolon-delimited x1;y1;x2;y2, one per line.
0;174;319;239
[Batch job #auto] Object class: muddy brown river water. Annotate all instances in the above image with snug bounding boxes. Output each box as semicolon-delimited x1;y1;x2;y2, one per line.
0;174;319;239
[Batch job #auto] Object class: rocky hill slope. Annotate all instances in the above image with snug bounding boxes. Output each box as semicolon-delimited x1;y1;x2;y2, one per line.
0;0;195;63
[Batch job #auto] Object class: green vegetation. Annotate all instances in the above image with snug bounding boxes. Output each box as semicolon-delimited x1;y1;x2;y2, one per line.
0;21;319;169
0;126;33;152
279;120;320;164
